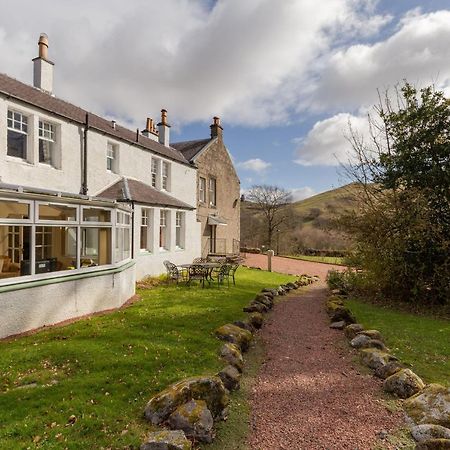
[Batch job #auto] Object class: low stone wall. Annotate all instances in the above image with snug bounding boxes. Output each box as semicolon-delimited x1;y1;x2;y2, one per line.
325;289;450;450
0;261;136;339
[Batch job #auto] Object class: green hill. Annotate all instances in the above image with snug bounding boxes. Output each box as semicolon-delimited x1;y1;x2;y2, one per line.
241;183;361;254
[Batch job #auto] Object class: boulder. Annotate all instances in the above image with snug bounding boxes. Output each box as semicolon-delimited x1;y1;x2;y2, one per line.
219;343;243;373
358;330;383;341
248;312;264;330
144;376;229;425
344;324;364;340
140;430;192;450
277;287;286;296
243;302;267;314
330;321;346;330
351;334;372;349
362;339;388;352
374;361;404;379
281;284;292;292
286;282;297;290
359;348;398;371
383;369;425;399
415;439;450;449
262;288;278;296
232;320;254;334
326;302;356;324
215;324;253;352
167;399;214;443
253;294;273;309
411;425;450;443
217;365;241;391
405;384;450;428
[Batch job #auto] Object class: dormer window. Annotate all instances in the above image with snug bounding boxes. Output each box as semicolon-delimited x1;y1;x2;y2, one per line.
7;110;28;159
39;120;56;166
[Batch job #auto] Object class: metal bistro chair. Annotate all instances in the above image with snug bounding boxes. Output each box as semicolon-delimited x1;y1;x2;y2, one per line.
217;263;232;288
187;264;207;288
163;260;185;284
230;263;240;285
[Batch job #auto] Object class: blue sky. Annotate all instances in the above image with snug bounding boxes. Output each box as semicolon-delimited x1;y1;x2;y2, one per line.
1;0;450;200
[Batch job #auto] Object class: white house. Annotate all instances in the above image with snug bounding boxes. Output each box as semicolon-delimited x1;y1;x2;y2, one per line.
0;34;202;338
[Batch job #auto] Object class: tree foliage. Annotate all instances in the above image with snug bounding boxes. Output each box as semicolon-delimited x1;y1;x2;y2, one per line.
245;185;292;249
341;82;450;305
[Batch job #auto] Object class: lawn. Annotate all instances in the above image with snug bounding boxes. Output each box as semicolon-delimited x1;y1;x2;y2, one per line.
0;267;294;449
283;254;346;266
346;298;450;386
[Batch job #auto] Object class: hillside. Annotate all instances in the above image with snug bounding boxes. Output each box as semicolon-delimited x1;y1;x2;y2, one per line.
241;183;361;254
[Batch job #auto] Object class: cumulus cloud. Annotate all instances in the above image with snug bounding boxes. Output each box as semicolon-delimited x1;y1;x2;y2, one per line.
0;0;389;128
308;10;450;113
294;113;370;166
290;186;316;201
237;158;271;173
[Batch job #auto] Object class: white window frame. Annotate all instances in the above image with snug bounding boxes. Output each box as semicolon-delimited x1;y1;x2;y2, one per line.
81;206;113;225
159;209;169;251
151;158;159;188
140;208;153;252
175;211;185;250
36;202;79;225
162;161;170;191
107;142;117;172
38;120;57;166
7;109;28;160
0;198;33;224
209;177;217;207
199;177;206;203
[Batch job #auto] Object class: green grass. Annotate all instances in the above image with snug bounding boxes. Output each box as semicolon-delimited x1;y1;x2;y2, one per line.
346;298;450;386
0;267;294;450
282;254;346;265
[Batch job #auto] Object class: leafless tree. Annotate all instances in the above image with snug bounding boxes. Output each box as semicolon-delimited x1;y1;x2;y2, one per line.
245;185;292;250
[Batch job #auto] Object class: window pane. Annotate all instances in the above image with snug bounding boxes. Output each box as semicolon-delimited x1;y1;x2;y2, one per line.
81;227;111;267
0;200;29;220
7;130;27;159
34;226;77;273
39;139;54;164
0;225;31;278
83;208;111;223
39;204;77;221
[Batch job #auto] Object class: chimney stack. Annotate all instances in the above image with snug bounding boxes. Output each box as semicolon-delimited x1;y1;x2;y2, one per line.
210;116;223;140
142;117;159;141
32;33;54;94
157;109;171;146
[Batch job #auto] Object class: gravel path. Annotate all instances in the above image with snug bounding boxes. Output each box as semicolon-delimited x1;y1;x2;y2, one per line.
248;282;404;450
242;253;345;280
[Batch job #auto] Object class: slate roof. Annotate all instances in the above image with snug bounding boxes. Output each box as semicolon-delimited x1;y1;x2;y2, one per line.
98;178;195;210
0;73;190;166
171;138;212;162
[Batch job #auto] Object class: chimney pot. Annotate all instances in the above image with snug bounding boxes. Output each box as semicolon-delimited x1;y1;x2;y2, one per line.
112;120;116;130
38;33;49;60
158;109;171;146
210;116;223;139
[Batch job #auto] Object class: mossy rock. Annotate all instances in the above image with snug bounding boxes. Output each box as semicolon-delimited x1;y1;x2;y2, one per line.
140;430;192;450
362;339;387;352
217;365;241;391
253;294;273;309
344;323;364;340
328;305;356;324
167;399;214;443
144;376;229;425
383;369;425;399
243;302;267;314
219;343;243;373
232;320;255;334
374;361;404;379
415;438;450;449
358;329;383;341
411;424;450;443
248;312;264;329
404;384;450;428
215;324;253;352
359;348;398;371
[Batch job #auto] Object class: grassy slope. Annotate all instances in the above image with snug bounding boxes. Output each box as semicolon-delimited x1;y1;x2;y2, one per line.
346;299;450;386
0;268;294;450
281;255;346;265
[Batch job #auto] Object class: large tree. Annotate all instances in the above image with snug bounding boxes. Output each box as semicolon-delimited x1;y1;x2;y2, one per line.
342;82;450;305
245;185;292;250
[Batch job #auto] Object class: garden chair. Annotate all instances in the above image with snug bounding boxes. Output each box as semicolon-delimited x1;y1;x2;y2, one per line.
193;257;207;263
230;263;239;285
216;263;232;288
187;264;207;288
163;260;185;284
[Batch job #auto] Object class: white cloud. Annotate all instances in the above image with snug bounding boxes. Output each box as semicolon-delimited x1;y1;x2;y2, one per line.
290;187;316;201
308;10;450;113
237;158;271;173
294;113;369;166
0;0;390;127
